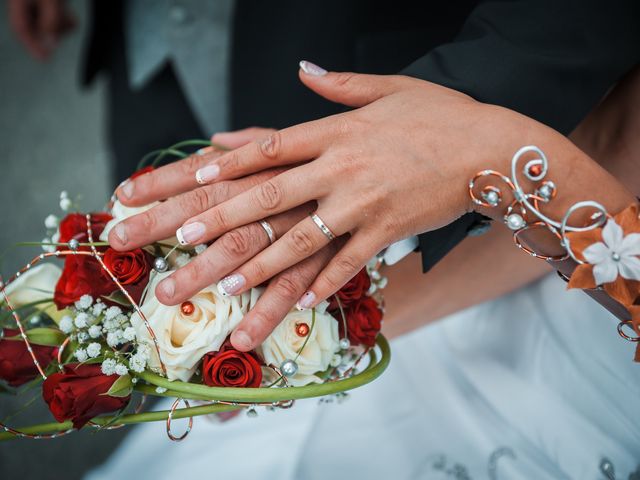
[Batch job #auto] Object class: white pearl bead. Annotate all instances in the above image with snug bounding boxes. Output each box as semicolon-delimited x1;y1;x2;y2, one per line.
506;213;525;230
280;359;298;377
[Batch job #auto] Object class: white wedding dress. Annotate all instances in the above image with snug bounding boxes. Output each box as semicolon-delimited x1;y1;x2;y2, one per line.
86;274;640;480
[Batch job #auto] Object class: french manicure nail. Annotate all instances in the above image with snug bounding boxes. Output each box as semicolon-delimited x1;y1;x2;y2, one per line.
195;164;220;184
296;291;316;310
218;274;246;296
299;60;327;76
113;223;127;245
176;222;206;245
120;180;134;199
232;330;252;351
159;278;175;298
197;146;216;156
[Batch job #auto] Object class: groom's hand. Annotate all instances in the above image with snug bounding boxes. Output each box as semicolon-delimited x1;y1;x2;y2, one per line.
109;128;347;350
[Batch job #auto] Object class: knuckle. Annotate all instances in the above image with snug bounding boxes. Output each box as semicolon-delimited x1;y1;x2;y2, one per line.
323;255;360;291
209;207;230;231
248;310;271;333
210;182;231;204
333;72;357;88
219;150;240;172
179;154;203;176
249;259;268;281
190;187;214;212
272;274;302;301
220;227;253;258
257;131;281;159
183;259;204;286
254;180;282;211
139;210;157;231
288;228;316;256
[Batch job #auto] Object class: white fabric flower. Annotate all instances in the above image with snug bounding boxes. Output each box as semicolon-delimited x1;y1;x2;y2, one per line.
99;199;160;241
4;263;60;307
582;219;640;285
259;302;340;386
130;272;258;381
4;263;63;320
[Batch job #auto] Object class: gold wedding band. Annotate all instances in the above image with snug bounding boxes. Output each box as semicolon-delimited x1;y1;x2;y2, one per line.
310;213;336;241
259;220;276;244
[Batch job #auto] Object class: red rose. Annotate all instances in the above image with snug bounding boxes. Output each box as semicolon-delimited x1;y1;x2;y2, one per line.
0;329;57;387
58;212;112;250
329;268;371;310
53;255;115;309
340;296;383;348
129;165;154;179
202;342;262;388
102;248;153;304
42;364;130;429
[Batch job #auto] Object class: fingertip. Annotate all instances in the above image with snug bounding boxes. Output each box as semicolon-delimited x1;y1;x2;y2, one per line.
155;277;176;306
231;329;254;352
107;223;128;250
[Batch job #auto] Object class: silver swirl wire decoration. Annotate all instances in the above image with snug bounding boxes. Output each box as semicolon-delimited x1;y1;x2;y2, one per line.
469;145;609;262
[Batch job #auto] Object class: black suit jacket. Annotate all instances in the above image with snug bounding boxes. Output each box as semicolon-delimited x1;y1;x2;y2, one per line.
83;0;640;272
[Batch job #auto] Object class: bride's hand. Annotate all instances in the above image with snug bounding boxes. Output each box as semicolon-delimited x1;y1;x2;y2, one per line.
109;128;348;350
171;65;537;316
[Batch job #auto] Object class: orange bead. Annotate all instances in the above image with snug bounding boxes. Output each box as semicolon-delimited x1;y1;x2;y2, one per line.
295;323;310;337
528;164;542;177
180;301;195;315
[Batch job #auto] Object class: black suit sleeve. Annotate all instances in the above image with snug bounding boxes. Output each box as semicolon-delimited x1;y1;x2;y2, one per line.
400;0;640;272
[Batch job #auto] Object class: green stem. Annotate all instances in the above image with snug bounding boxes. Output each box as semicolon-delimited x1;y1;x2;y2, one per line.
138;335;390;403
0;402;241;441
0;336;390;442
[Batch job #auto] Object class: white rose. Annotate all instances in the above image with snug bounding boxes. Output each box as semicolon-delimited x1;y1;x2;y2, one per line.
3;263;64;321
100;199;159;241
130;272;259;381
259;302;340;386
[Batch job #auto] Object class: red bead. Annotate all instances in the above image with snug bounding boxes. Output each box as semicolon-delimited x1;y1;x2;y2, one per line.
528;164;542;177
295;323;310;337
180;301;195;315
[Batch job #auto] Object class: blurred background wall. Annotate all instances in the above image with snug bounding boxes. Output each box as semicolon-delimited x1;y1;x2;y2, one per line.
0;2;126;477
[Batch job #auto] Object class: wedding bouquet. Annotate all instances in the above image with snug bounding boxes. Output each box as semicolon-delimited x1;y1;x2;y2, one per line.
0;141;389;441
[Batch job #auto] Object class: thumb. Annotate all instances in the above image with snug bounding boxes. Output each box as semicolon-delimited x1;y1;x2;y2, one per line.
298;60;401;108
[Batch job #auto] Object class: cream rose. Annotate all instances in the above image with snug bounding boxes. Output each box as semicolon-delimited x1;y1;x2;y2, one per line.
259;302;340;386
130;272;259;381
100;199;159;241
3;263;63;321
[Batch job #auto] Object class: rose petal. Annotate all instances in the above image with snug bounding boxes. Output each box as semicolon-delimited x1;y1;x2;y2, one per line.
602;219;624;250
582;242;610;265
592;258;619;285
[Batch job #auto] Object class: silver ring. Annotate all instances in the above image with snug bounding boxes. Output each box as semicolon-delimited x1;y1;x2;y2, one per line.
259;220;276;244
310;213;335;241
